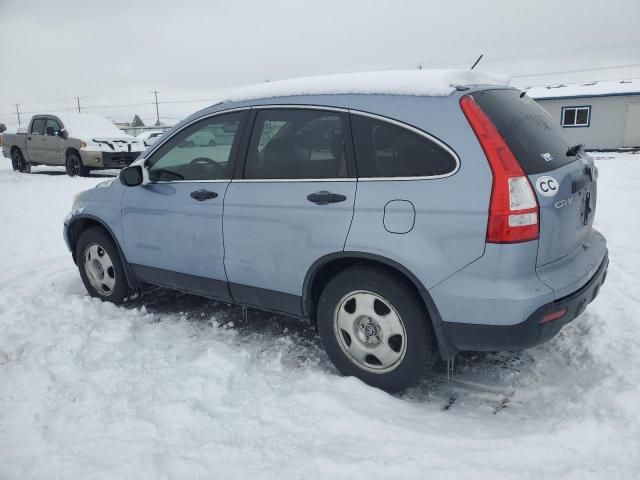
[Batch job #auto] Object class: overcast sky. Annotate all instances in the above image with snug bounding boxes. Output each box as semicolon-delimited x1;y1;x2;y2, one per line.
1;0;639;127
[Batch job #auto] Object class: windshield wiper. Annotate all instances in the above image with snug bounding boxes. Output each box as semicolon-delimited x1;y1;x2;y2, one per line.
566;143;584;157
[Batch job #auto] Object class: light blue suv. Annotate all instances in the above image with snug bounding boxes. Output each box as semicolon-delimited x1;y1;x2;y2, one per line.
64;74;608;392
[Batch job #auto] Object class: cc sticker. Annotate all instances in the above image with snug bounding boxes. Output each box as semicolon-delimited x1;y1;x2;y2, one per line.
535;176;559;197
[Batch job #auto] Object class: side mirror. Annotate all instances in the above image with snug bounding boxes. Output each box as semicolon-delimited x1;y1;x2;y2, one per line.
119;165;144;187
58;129;68;139
0;123;6;133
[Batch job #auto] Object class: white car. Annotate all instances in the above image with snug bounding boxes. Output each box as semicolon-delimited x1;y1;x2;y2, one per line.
136;130;165;147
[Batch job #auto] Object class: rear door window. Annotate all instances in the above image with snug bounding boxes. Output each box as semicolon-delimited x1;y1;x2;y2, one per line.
472;89;577;174
351;115;457;178
31;118;46;135
243;109;349;179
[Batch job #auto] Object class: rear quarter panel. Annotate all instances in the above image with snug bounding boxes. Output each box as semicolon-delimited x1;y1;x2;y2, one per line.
342;94;492;289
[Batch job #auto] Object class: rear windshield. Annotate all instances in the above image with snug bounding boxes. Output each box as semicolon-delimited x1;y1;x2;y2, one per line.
472;88;577;175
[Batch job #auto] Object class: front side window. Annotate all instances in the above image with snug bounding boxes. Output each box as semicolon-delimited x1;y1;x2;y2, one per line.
31;118;46;135
561;106;590;127
351;115;457;178
45;118;62;136
244;109;348;179
147;111;245;182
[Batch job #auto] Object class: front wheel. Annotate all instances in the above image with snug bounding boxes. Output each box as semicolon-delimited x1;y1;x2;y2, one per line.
66;152;89;177
76;227;130;304
317;266;435;393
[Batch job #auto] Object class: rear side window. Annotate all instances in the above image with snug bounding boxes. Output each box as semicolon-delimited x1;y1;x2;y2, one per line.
472;89;576;174
31;118;46;135
351;115;457;178
244;109;348;179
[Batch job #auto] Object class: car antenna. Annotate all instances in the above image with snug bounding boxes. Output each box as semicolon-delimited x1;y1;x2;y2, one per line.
470;54;483;70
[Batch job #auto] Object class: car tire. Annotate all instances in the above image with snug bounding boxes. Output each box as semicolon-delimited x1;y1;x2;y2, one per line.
317;266;435;393
76;227;131;305
11;148;30;173
66;152;89;177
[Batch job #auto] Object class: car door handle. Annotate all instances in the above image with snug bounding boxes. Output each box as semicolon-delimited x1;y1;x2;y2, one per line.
306;191;347;205
27;136;32;140
190;189;218;201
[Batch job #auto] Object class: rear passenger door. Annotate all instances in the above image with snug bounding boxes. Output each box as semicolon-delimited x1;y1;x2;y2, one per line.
223;107;356;315
26;117;47;164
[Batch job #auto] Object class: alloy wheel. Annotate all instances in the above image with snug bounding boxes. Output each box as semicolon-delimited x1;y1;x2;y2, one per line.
333;290;407;373
83;243;116;296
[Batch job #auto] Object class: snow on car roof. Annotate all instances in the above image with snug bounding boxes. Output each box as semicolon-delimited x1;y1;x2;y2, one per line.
227;69;510;102
49;112;130;138
526;79;640;100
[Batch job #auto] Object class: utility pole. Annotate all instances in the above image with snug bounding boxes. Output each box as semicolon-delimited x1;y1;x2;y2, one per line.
15;104;21;126
76;96;81;113
152;90;160;126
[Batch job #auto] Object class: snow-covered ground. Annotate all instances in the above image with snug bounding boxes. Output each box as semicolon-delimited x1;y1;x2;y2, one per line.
1;153;639;479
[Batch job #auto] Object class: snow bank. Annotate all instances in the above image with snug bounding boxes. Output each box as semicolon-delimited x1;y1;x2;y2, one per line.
228;69;510;101
527;79;640;99
0;154;639;479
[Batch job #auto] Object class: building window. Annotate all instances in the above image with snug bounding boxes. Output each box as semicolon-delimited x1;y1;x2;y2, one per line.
561;106;591;127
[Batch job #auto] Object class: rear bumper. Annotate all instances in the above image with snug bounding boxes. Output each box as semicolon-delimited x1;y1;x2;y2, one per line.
441;250;608;352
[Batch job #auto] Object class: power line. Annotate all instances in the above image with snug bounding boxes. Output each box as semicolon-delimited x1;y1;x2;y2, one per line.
512;62;640;78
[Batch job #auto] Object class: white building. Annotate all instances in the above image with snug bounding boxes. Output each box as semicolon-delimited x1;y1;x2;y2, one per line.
527;79;640;151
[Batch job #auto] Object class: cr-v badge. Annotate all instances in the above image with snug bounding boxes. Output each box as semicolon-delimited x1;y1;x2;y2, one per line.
535;176;559;197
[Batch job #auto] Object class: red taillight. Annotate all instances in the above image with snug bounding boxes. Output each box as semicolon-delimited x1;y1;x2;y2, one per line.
460;95;539;243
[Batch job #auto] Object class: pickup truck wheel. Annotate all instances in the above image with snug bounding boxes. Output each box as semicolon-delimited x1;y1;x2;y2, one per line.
76;227;130;304
317;266;434;393
11;149;30;173
66;152;89;177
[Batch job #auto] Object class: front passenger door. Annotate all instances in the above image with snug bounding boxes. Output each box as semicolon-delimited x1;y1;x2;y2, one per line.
43;117;65;165
121;110;247;300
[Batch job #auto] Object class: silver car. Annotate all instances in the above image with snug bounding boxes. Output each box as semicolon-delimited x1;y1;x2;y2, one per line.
63;72;608;392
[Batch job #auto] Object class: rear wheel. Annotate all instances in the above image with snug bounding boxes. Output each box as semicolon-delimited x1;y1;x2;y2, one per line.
66;152;89;177
76;227;130;304
11;148;30;173
317;266;435;393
